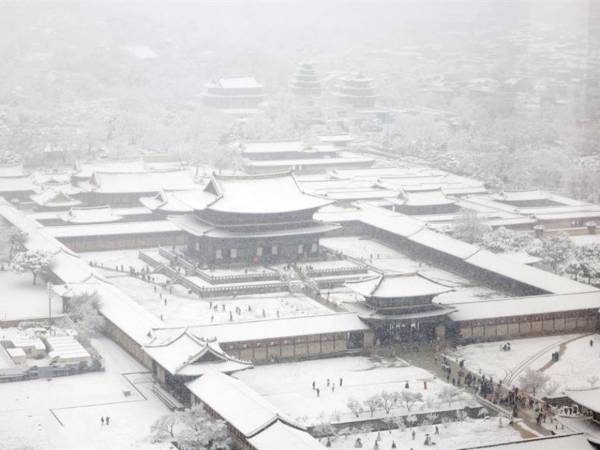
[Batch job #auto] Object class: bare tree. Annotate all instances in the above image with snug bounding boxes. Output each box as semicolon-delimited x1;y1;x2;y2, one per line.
364;394;383;417
439;386;461;407
346;397;364;418
519;368;550;397
380;391;400;415
399;391;423;412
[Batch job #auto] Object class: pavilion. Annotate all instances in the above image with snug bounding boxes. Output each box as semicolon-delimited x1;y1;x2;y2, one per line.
167;172;340;265
346;272;455;344
202;77;267;110
144;331;252;402
290;62;321;96
388;187;459;215
336;73;377;108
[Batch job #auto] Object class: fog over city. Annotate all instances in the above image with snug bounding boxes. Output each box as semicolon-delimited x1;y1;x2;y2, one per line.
0;1;600;450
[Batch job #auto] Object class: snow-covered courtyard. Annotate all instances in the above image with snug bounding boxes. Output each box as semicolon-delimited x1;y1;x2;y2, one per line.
0;271;64;322
449;334;600;395
81;250;335;326
329;417;522;449
234;356;477;426
107;274;332;326
0;337;170;450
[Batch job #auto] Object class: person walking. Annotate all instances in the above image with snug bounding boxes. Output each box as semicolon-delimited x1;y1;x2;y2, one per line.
339;377;343;387
316;388;320;397
101;417;105;426
106;416;110;426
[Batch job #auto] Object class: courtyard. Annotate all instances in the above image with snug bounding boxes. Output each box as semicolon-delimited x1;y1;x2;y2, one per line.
0;337;170;450
234;356;477;426
81;250;335;326
448;334;600;396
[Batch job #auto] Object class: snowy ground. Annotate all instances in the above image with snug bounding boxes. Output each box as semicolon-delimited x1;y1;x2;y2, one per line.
328;417;522;449
201;265;277;277
0;337;171;450
81;249;151;273
100;274;333;326
449;334;600;395
320;236;507;303
0;271;64;322
234;356;476;426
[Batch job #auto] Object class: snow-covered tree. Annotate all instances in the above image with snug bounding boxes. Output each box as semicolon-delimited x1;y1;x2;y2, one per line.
519;368;550;397
380;391;399;414
587;375;599;388
481;227;531;253
451;210;490;244
66;292;106;338
312;418;336;438
527;234;575;274
439;386;461;407
347;397;364;418
8;228;28;259
399;391;423;412
150;413;179;443
165;406;232;450
405;414;418;426
364;394;383;417
566;245;600;284
10;250;52;285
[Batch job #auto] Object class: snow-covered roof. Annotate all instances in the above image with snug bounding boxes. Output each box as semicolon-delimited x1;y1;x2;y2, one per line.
394;187;456;207
357;203;426;236
185;371;300;437
354;204;596;295
59;206;123;224
248;421;325;450
464;249;595;294
74;160;146;179
491;190;552;203
169;214;340;239
464;433;595;450
47;220;180;239
500;251;542;266
450;291;600;322
89;170;199;194
347;272;452;299
30;189;82;208
205;172;332;214
60;280;163;346
409;228;480;259
566;387;600;413
0;175;36;193
241;141;338;155
144;331;251;377
139;189;216;213
243;155;374;169
317;135;355;144
209;77;263;90
0;163;25;177
152;313;369;344
46;336;91;361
